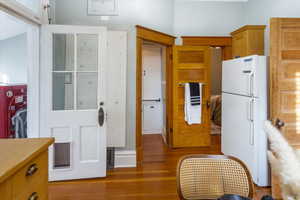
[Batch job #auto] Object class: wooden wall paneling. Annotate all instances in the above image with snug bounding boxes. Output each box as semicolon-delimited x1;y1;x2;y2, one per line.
136;25;176;163
270;18;300;199
172;46;211;147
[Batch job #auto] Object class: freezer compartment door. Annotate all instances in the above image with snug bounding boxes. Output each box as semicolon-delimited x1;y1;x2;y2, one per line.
222;56;258;97
221;93;258;183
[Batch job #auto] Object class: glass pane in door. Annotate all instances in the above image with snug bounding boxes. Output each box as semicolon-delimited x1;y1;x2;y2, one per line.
77;34;98;71
52;72;74;110
77;72;98;110
53;34;74;71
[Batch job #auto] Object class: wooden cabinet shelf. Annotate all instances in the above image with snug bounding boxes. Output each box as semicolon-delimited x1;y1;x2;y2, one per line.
231;25;266;58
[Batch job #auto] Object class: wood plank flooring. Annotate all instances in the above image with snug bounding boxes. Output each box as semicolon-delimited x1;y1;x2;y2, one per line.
49;134;271;200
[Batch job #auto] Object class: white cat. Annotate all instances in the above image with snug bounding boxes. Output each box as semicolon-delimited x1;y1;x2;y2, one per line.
264;121;300;200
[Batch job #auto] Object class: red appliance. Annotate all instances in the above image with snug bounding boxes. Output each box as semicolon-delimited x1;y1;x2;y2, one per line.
0;84;27;138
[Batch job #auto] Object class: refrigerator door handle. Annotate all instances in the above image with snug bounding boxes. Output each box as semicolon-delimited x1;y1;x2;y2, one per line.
248;99;254;122
250;121;254;145
248;99;254;145
248;73;254;96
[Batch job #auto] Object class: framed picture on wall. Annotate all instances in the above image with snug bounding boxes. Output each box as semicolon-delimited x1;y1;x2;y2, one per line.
87;0;119;16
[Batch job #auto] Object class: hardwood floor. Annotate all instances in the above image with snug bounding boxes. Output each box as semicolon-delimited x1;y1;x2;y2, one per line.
49;134;270;200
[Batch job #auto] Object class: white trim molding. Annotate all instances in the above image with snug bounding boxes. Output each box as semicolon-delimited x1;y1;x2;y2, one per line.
0;0;42;24
114;150;137;168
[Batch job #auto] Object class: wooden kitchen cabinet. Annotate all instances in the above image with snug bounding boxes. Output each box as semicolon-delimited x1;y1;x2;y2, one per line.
231;25;266;58
0;138;54;200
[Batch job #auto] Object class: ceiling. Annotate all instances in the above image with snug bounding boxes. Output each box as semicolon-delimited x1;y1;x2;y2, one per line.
0;11;27;41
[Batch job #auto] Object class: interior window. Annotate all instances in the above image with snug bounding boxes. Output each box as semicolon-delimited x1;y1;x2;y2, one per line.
0;11;29;139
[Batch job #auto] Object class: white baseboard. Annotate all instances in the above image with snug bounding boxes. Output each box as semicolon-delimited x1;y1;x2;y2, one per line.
114;150;136;168
143;131;162;135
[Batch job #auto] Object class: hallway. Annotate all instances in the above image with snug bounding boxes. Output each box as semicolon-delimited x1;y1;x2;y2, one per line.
49;134;270;200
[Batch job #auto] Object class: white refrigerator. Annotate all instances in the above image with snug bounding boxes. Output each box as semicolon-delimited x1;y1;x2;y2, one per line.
221;55;270;186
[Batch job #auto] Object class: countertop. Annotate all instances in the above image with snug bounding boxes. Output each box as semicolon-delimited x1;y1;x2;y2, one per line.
0;138;54;183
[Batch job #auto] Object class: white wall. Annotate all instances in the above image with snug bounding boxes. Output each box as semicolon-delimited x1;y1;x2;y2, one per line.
0;33;27;84
174;1;246;43
244;0;300;55
54;0;174;34
52;0;174;150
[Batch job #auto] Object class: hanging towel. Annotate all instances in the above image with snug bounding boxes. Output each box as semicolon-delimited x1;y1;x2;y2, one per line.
189;83;201;106
12;108;27;138
184;83;202;125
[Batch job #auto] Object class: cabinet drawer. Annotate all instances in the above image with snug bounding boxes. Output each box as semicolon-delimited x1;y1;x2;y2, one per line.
12;151;48;200
0;179;12;200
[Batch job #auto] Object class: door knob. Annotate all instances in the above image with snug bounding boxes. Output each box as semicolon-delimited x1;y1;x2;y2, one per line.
98;107;105;127
275;118;285;130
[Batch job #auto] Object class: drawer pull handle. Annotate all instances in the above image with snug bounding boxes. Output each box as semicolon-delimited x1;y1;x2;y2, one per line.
26;164;38;176
28;192;39;200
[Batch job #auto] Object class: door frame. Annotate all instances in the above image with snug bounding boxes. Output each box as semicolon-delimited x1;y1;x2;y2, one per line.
0;7;40;138
181;36;232;60
136;25;176;165
26;21;40;138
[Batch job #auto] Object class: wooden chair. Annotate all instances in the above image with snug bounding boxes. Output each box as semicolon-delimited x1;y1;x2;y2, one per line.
177;155;254;200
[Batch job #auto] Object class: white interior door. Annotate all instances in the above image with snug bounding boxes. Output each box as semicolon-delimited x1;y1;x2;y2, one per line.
106;31;127;147
142;45;163;134
142;45;162;100
40;25;107;181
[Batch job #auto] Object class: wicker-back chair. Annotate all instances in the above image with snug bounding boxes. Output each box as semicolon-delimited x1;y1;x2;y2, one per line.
177;155;254;200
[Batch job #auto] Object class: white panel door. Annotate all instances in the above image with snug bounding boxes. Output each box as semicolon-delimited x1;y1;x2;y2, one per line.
221;92;257;182
107;31;127;147
142;45;163;134
40;25;107;181
142;45;162;100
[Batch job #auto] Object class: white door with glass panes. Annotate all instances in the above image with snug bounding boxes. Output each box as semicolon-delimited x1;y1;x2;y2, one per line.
40;25;107;181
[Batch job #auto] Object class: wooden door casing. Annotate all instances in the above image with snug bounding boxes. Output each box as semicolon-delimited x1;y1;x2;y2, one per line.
172;46;211;147
136;25;176;164
270;18;300;198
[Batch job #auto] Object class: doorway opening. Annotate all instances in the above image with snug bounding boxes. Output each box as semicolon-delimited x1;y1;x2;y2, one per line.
142;42;167;138
210;47;222;136
141;42;167;161
136;25;176;165
0;10;39;139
